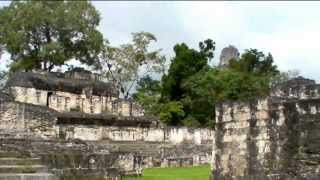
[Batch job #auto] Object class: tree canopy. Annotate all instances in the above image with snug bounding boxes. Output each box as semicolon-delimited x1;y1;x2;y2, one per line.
161;39;215;102
132;75;161;115
133;39;216;126
228;49;279;76
0;1;103;72
133;42;281;127
99;32;165;99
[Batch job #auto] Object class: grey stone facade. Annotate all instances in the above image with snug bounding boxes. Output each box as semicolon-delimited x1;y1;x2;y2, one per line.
0;100;57;138
0;70;214;179
5;70;144;117
211;77;320;180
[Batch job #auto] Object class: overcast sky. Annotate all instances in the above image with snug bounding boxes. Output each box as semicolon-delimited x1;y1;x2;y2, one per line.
1;1;320;81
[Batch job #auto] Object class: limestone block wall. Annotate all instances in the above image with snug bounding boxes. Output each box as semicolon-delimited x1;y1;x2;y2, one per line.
0;133;211;176
165;127;214;145
58;125;214;145
271;77;320;100
9;86;143;117
48;90;115;114
10;86;48;106
116;100;144;117
0;100;57;138
212;96;320;180
212;99;269;179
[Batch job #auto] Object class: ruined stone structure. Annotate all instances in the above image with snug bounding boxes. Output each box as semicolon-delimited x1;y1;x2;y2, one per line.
219;45;239;67
211;76;320;180
0;70;214;179
5;69;143;117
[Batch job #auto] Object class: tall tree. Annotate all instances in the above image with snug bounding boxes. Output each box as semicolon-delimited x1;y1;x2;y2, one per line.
161;39;215;101
159;45;280;127
100;32;165;99
160;39;215;126
181;68;219;127
228;49;279;76
0;1;103;72
132;75;161;115
181;49;280;127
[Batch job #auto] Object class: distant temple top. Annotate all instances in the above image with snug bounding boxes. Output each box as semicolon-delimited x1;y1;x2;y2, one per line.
219;45;240;67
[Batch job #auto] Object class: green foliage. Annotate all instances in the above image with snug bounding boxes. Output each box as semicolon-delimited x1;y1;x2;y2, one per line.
132;75;161;115
132;45;280;128
210;69;270;101
161;40;214;101
181;68;219;127
132;76;185;124
100;32;165;98
154;44;279;127
185;49;278;102
229;49;279;76
159;40;215;126
0;1;103;72
0;70;8;88
222;49;279;100
157;101;185;125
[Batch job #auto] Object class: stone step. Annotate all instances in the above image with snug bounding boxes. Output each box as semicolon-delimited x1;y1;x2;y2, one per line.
0;173;58;180
0;152;26;158
0;158;42;166
0;151;32;159
0;165;48;174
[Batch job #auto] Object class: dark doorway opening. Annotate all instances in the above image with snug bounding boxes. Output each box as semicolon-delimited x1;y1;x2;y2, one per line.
47;92;53;107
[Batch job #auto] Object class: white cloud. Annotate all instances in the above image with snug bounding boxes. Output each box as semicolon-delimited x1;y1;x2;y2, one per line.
170;1;320;80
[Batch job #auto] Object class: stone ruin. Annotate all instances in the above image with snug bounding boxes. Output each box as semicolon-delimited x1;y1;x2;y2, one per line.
218;45;239;67
3;48;319;180
211;76;320;180
4;69;143;117
0;68;214;180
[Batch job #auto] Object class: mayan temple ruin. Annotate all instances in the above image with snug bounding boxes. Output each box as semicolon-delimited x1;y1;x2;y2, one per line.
209;46;320;179
1;1;320;179
0;68;214;180
211;77;320;179
0;44;319;180
218;45;239;67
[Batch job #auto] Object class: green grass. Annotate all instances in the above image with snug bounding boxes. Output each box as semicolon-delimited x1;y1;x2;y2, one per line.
123;165;211;180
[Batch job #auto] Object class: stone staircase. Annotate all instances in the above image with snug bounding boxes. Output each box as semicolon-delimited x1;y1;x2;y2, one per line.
106;141;164;156
0;152;57;180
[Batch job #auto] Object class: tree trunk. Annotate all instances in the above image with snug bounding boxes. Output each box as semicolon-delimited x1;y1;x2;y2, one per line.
48;62;54;72
44;24;52;72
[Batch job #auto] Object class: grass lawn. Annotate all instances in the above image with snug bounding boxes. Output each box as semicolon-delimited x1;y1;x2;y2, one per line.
123;165;211;180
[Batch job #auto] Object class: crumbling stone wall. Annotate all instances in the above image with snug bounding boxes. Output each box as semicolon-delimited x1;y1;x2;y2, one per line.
0;94;214;175
0;92;213;149
211;77;320;180
5;71;144;117
10;86;144;117
0;100;57;138
58;125;214;145
56;125;214;169
0;130;212;178
0;71;214;178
